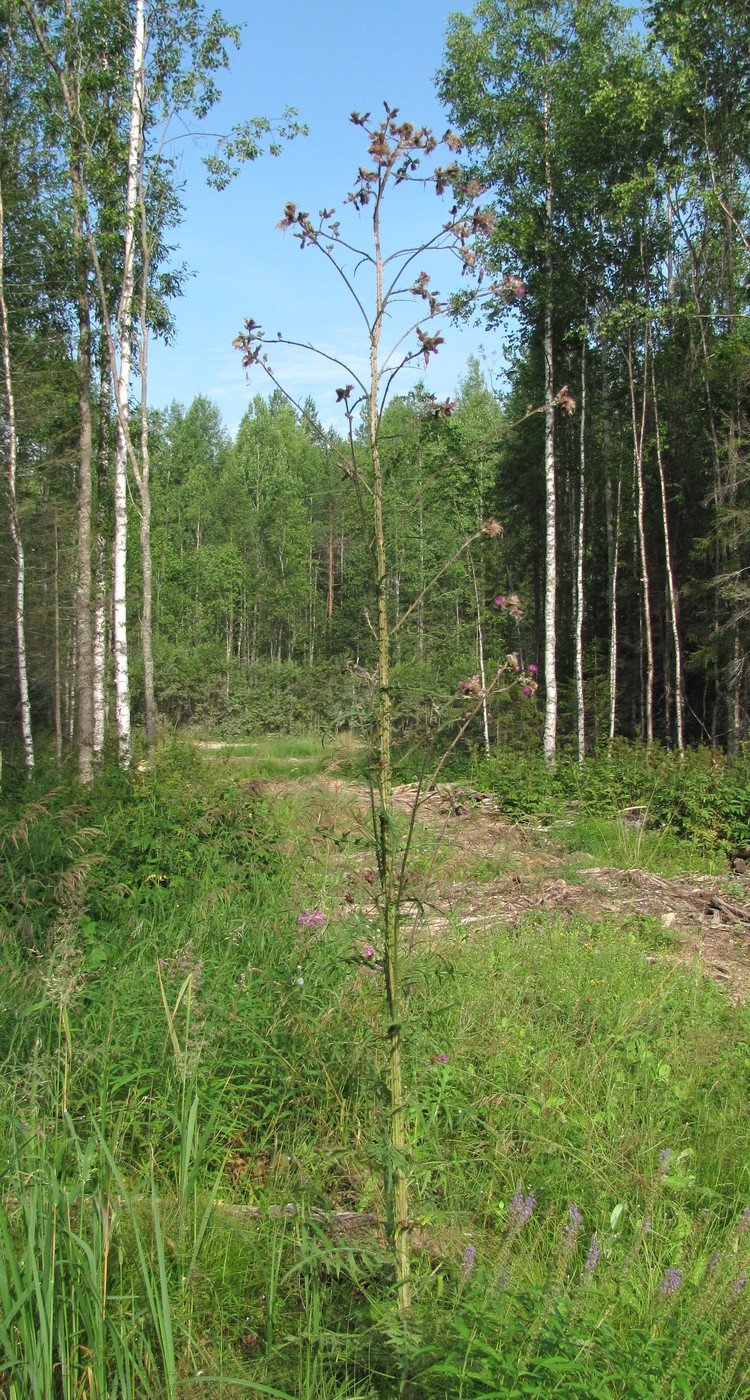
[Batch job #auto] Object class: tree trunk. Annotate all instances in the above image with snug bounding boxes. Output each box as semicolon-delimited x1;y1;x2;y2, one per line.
93;354;110;764
0;177;34;772
72;194;95;783
111;0;146;771
137;162;156;762
608;471;622;750
575;332;586;766
468;551;490;757
649;351;684;752
542;89;557;768
627;327;654;746
54;513;63;765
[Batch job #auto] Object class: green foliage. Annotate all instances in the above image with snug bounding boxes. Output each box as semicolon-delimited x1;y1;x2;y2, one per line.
2;745;750;1394
477;741;750;854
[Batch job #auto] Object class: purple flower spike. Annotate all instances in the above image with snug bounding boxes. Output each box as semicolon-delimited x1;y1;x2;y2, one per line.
565;1204;583;1242
660;1267;682;1296
584;1235;600;1274
659;1148;673;1171
509;1187;536;1231
462;1243;476;1278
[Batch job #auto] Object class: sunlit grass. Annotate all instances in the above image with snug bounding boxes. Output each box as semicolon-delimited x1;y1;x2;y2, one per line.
2;740;749;1395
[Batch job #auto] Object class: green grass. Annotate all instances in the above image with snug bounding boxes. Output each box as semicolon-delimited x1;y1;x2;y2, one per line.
2;738;750;1396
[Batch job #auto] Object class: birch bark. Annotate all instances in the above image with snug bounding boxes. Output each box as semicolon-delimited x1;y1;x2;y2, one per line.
0;178;34;772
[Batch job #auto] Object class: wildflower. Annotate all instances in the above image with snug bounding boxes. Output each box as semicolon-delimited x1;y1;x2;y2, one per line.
522;685;533;697
660;1267;682;1296
556;384;576;416
506;652;520;672
509;1188;536;1231
659;1148;673;1172
437;1053;449;1063
493;594;506;609
459;680;470;693
564;1204;583;1242
462;1243;476;1278
584;1234;600;1274
297;910;326;928
362;944;375;959
735;1276;746;1293
335;384;354;402
528;663;538;674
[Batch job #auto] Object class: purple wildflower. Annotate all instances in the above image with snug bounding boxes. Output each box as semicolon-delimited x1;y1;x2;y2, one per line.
438;1053;448;1063
564;1204;583;1243
660;1267;682;1297
584;1235;600;1274
659;1148;673;1172
735;1276;746;1294
297;911;325;929
493;594;506;609
362;944;375;959
462;1243;476;1278
528;663;538;674
522;685;533;697
509;1188;536;1231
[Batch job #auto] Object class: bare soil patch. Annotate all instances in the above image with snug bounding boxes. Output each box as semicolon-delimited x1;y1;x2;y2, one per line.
263;774;750;1003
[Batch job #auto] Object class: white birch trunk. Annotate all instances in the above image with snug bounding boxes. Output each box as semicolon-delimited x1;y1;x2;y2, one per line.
627;328;654;746
138;171;156;761
0;178;34;772
112;0;146;771
649;353;684;752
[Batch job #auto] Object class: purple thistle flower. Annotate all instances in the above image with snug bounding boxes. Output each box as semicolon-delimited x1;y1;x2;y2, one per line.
493;594;506;609
660;1267;682;1297
584;1235;600;1274
362;944;375;959
522;685;533;697
459;680;470;693
438;1053;448;1063
527;663;538;674
297;910;325;929
462;1243;476;1278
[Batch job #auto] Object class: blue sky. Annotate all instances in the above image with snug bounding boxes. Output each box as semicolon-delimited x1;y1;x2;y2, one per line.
147;0;501;435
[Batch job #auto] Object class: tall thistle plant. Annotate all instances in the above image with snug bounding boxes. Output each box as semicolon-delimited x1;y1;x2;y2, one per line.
235;106;535;1311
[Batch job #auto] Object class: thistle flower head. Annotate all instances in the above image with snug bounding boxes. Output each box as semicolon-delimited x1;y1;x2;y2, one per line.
297;910;325;928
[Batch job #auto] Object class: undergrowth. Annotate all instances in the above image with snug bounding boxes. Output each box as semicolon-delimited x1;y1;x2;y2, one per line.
1;738;749;1396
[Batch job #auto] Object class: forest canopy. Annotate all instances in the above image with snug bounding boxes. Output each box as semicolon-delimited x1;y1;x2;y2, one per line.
1;0;748;775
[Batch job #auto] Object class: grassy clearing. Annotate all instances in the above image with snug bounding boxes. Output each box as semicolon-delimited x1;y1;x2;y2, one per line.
1;738;749;1396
